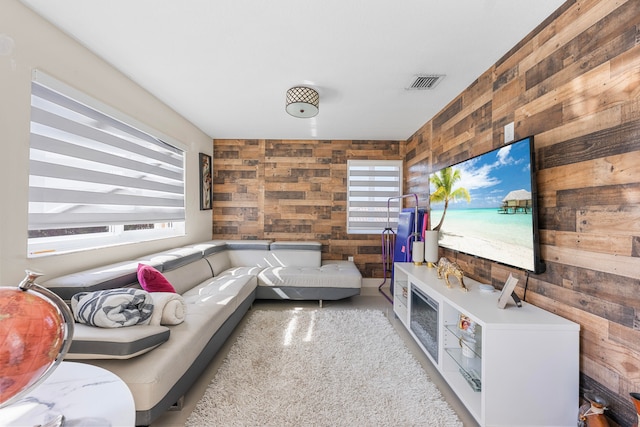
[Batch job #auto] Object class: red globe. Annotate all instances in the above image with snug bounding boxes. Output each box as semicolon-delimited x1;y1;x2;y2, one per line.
0;287;66;405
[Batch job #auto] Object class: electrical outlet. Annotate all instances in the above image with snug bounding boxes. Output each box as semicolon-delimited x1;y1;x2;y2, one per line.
504;122;514;143
348;256;354;262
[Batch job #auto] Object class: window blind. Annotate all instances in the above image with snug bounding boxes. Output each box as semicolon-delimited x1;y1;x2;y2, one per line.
28;76;185;230
347;160;402;234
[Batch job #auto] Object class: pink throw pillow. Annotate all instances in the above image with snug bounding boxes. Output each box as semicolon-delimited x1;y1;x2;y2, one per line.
137;264;176;293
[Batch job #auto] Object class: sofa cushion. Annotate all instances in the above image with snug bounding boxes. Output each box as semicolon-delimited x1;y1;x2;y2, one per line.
137;264;176;293
66;323;170;360
183;274;257;312
225;240;272;267
161;258;214;295
204;251;232;276
268;241;321;267
258;261;362;289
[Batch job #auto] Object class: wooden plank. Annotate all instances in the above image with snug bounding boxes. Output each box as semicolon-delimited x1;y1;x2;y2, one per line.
540;120;640;169
557;183;640;207
527;275;635;327
577;205;640;235
563;61;640;124
543;244;640;279
516;102;564;139
520;60;610;121
574;267;640;308
537;152;639;192
516;0;595;71
492;74;524;119
530;104;622;150
553;230;632;256
524;0;640;90
539;206;577;232
433;97;463;131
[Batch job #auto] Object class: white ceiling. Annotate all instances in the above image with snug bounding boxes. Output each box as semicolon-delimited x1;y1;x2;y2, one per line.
21;0;565;141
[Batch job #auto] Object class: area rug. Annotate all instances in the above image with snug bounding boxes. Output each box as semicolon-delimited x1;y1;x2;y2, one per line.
186;309;462;427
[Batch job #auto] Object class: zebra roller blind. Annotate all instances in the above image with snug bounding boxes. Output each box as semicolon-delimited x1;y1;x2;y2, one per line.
347;160;402;234
28;72;185;231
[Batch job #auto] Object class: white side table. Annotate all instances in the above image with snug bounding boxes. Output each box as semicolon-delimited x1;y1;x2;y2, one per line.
0;361;135;427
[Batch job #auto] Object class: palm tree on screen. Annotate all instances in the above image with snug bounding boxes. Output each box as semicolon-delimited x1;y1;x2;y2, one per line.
430;167;471;231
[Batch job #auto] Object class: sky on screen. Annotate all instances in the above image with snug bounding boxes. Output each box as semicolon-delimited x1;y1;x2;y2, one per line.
430;138;532;210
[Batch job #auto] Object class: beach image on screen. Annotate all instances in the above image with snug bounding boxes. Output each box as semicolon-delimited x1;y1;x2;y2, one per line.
429;138;536;272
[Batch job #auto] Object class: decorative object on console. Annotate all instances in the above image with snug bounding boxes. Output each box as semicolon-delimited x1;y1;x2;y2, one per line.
460;335;477;359
578;394;610;427
285;86;319;118
436;257;468;291
0;271;74;408
458;313;476;336
497;274;519;309
412;241;424;265
199;152;212;210
458;313;477;358
423;229;439;267
479;283;495;292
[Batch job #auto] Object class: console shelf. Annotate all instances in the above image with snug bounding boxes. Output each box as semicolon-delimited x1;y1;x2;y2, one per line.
393;262;579;426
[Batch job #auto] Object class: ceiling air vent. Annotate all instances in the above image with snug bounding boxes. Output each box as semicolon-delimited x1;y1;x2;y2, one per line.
406;74;445;90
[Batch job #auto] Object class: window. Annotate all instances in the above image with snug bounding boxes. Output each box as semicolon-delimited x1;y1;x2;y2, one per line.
28;71;185;257
347;160;403;234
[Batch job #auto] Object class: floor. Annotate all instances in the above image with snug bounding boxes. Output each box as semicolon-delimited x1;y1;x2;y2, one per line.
151;285;479;427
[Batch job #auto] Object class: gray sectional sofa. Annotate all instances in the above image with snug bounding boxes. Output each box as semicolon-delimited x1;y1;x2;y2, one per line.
41;240;361;426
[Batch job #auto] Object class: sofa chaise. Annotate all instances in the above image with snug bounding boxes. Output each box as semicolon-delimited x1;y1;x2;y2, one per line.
41;240;361;426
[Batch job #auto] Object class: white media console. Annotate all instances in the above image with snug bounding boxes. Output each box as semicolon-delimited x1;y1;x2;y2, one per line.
393;262;579;427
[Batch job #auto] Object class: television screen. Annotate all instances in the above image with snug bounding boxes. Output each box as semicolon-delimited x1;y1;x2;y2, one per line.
429;136;545;273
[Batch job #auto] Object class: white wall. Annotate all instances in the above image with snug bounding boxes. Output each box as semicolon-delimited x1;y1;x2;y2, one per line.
0;1;214;284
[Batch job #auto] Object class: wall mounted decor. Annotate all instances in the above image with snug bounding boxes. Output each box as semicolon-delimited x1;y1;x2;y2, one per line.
199;153;212;210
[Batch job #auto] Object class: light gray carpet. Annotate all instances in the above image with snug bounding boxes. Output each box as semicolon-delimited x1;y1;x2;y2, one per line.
186;309;462;427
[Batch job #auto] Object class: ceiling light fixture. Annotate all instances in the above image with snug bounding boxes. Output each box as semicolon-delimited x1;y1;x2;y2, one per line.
285;86;319;118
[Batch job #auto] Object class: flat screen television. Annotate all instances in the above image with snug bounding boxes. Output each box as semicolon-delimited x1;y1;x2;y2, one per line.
429;136;545;274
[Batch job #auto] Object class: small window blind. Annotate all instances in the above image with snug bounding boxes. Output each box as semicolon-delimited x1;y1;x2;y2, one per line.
347;160;402;234
28;72;185;231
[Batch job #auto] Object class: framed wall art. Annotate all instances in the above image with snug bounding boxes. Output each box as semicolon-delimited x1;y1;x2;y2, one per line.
199;153;212;210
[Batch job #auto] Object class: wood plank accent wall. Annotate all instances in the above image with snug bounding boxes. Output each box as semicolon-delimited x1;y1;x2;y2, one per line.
212;139;403;277
405;1;640;424
212;0;639;422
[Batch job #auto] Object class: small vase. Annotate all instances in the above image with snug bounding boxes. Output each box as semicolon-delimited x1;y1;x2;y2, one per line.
423;230;439;267
630;392;640;427
412;241;424;265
